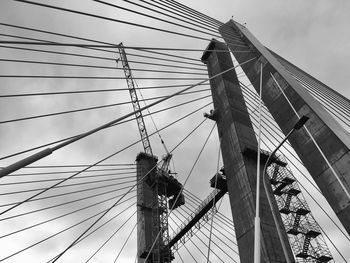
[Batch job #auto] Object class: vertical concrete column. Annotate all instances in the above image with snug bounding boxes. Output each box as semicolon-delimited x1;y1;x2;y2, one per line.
136;152;158;263
219;20;350;234
201;40;293;262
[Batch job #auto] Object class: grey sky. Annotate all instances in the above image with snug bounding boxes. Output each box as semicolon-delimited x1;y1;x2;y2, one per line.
0;0;349;262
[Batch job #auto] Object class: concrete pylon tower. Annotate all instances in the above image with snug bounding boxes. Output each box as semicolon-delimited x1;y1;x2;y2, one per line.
136;152;159;262
201;40;294;262
219;20;350;235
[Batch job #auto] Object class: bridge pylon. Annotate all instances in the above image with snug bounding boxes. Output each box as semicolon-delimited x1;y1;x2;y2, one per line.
201;39;294;262
219;20;350;235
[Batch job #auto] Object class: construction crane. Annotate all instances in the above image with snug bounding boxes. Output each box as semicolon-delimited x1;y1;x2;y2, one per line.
117;43;153;157
117;43;184;262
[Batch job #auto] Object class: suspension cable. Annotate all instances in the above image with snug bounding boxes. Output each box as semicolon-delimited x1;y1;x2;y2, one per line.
113;222;137;262
0;100;213;215
84;210;137;262
0;199;136;262
206;144;222;262
0;96;211;160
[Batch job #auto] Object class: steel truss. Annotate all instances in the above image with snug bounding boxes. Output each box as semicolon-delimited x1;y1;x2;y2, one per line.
267;153;333;262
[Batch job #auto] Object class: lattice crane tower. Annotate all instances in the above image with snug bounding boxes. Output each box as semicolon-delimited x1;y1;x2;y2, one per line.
117;43;184;263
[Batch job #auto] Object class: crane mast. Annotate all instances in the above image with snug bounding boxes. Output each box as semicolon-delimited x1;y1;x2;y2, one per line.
117;43;153;156
117;43;184;262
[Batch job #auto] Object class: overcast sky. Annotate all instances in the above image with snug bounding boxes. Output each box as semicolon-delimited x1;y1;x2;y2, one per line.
0;0;349;262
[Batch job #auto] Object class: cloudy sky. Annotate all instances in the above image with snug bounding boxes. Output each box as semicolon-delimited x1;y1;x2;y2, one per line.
0;0;349;262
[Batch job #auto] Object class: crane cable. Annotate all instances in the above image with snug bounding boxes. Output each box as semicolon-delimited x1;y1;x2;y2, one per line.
131;68;170;156
119;49;177;172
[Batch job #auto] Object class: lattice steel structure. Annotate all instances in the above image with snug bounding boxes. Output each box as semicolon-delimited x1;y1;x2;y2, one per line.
168;170;227;252
118;45;181;262
150;169;172;263
118;43;153;156
266;152;333;262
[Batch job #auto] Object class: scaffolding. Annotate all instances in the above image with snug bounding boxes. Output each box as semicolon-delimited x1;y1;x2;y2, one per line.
267;153;333;262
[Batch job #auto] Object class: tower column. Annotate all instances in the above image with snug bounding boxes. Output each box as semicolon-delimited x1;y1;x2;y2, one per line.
201;40;294;262
136;153;158;262
219;20;350;234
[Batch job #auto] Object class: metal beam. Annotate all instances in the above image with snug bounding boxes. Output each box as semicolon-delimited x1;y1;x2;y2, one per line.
168;188;226;248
